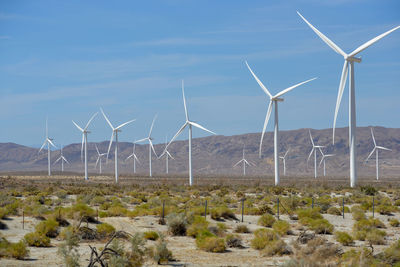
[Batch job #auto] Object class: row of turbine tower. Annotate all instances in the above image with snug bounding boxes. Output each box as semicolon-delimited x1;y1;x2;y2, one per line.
39;11;399;187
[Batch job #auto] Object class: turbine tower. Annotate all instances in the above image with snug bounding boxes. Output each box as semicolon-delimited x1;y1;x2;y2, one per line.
245;61;316;186
39;118;57;176
279;148;290;176
233;145;253;176
54;145;69;172
307;130;325;179
101;108;136;183
158;136;174;174
164;80;216;186
318;147;335;177
137;115;158;177
365;128;391;180
72;112;98;180
297;12;400;187
95;144;107;174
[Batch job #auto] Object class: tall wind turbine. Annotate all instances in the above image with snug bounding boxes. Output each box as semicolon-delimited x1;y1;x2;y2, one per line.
279;148;290;176
39;118;57;176
245;61;316;186
95;145;107;174
307;130;325;179
137;115;158;177
318;147;335;177
54;145;69;172
72;112;98;180
233;145;253;176
126;142;140;174
158;136;174;174
101;108;136;183
164;80;216;186
297;12;400;187
365;128;391;180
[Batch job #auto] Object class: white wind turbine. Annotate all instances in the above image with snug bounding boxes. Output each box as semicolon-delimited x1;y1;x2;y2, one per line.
279;148;290;176
365;128;391;180
245;61;316;186
307;130;325;179
233;145;253;176
54;145;69;172
101;108;136;183
126;142;140;174
158;136;174;174
72;112;98;180
137;115;158;177
39;118;57;176
164;80;216;186
95;144;107;174
318;147;335;177
297;12;400;187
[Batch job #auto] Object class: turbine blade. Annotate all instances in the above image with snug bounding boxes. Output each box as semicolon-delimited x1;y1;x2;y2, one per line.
284;148;290;158
245;61;272;98
95;144;100;155
95;156;100;168
318;147;324;156
365;147;376;162
349;25;400;57
166;151;174;160
72;120;84;132
107;132;114;157
233;159;243;167
319;157;324;167
297;11;347;57
307;148;315;163
166;123;187;150
182;80;189;121
116;119;136;130
54;157;61;164
259;101;273;157
309;130;315;146
149;115;157;137
126;154;134;160
376;146;391;151
371;128;376;146
134;154;140;164
274;77;317;98
39;140;47;153
149;139;157;157
48;139;57;148
189;121;216;135
100;108;114;130
136;137;148;143
84;112;98;130
333;61;349;143
62;156;70;164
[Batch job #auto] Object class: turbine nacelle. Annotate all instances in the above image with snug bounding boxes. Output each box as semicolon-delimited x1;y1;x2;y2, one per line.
346;56;362;63
272;97;284;102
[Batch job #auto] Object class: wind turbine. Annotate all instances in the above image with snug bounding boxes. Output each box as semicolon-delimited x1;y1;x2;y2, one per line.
126;142;140;174
318;147;335;177
101;108;136;183
297;12;400;187
95;144;107;174
245;61;316;186
137;115;158;177
365;128;391;180
54;145;69;172
279;148;290;176
72;112;98;180
307;130;325;179
158;136;174;174
164;80;216;186
233;145;253;176
39;118;57;176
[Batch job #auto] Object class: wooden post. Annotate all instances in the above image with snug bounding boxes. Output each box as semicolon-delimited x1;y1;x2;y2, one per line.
204;200;207;218
22;211;24;230
241;199;244;223
342;198;345;219
312;197;314;209
277;198;280;220
372;196;375;218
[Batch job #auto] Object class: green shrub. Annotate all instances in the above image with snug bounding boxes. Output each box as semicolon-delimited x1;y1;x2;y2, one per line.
210;207;237;221
0;208;8;219
309;219;334;234
70;203;95;218
297;208;322;224
35;218;59;238
366;229;386;245
369;217;386;228
384;240;400;264
389;218;400;227
262;239;290;256
196;235;226;253
225;234;243;248
327;207;342;216
106;205;128;217
334;231;354;246
57;228;80;267
96;223;115;238
187;216;209;238
258;214;276;227
351;207;366;221
0;238;29;260
24;232;51;247
151;240;173;264
144;231;159;241
167;213;187;236
377;204;396;215
251;229;278;250
272;220;290;236
234;224;250;234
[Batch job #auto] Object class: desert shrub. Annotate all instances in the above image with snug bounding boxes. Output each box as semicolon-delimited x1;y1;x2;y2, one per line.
96;223;116;239
384;239;400;264
24;232;51;247
55;190;68;199
309;219;334;234
377;204;396;215
366;229;386;245
167;213;187;236
150;240;173;264
262;239;291;256
360;185;377;196
35;218;59;238
0;237;29;260
258;214;276;227
196;235;226;253
251;228;279;250
351;206;366;221
225;234;243;248
327;206;342;216
210;207;237;221
340;247;381;266
258;204;275;215
0;207;8;219
106;205;128;217
69;203;95;218
297;208;322;223
334;231;354;246
369;217;386;228
234;224;250;234
389;218;400;227
187;216;209;238
272;220;291;236
143;231;159;241
57;228;80;267
127;233;146;267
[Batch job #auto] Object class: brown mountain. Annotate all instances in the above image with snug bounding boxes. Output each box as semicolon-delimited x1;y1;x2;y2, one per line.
0;126;399;178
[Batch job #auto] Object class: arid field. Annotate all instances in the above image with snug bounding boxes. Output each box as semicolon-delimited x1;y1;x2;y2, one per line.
0;174;400;266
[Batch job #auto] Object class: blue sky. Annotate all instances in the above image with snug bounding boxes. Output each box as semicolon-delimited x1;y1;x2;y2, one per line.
1;0;399;147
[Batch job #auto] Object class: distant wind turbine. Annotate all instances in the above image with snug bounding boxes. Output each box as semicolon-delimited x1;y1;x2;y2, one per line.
101;108;136;183
233;145;253;176
54;145;69;172
245;61;316;185
279;148;290;176
137;115;158;177
95;144;107;174
365;128;391;180
297;11;400;187
318;147;335;177
72;112;98;180
307;130;325;179
158;136;174;174
164;80;216;186
126;142;140;174
39;118;57;176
